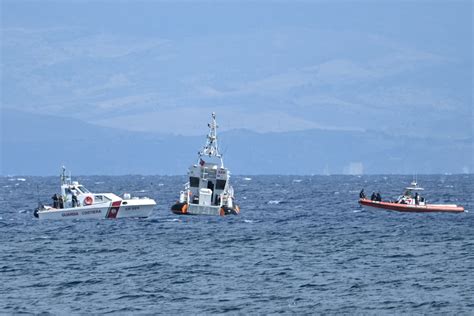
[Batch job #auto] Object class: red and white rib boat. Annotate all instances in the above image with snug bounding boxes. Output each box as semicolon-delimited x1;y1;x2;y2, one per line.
359;199;464;213
359;181;464;213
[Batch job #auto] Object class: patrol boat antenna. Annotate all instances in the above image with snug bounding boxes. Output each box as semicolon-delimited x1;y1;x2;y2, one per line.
198;112;224;168
60;165;72;186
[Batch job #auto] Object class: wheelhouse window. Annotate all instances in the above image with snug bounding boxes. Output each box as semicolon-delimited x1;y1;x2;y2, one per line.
190;177;200;187
93;195;111;202
76;185;90;194
216;180;226;190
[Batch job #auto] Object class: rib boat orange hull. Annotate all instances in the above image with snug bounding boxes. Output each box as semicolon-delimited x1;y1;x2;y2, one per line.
359;198;464;213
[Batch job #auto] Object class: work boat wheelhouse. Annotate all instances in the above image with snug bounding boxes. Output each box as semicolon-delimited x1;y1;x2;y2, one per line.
34;167;156;219
171;113;240;216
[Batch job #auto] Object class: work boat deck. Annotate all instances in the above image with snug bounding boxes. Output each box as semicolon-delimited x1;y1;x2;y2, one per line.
171;113;239;216
34;167;156;220
359;181;464;213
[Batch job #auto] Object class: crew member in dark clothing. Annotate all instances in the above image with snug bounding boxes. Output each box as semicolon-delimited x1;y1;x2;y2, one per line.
371;192;376;201
415;192;419;205
52;194;59;208
376;192;382;202
72;193;79;207
359;189;366;199
58;195;64;209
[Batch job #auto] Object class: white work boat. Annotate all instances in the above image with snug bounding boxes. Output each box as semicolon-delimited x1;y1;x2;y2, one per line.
171;113;240;216
34;167;156;219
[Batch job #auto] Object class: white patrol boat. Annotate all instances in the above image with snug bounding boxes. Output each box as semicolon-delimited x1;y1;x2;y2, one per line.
171;113;240;216
34;166;156;219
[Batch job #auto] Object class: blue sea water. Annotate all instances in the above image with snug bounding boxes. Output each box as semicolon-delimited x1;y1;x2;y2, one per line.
0;174;473;314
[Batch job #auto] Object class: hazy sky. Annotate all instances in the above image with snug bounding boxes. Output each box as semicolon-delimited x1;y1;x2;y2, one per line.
1;1;472;137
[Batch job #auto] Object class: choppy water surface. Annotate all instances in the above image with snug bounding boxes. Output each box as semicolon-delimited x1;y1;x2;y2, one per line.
1;175;473;314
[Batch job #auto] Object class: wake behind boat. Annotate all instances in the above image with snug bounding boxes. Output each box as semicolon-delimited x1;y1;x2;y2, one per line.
359;181;464;213
34;167;156;219
171;113;240;216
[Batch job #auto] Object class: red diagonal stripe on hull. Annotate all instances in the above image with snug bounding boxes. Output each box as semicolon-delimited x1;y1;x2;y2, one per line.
106;201;122;219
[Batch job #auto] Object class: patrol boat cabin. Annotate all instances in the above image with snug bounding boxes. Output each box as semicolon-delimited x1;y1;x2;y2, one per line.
397;181;425;205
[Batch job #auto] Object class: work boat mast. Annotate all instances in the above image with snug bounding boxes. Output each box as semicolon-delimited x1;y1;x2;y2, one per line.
198;112;224;168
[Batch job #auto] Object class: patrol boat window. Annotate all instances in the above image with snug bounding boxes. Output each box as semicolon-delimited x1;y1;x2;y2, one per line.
76;185;90;194
94;195;111;202
216;180;226;190
190;177;200;187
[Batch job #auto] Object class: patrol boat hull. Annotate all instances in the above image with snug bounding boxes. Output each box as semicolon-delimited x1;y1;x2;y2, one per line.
35;199;156;220
359;198;464;213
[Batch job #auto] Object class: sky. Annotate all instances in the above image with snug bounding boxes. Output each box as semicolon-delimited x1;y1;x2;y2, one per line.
1;0;472;138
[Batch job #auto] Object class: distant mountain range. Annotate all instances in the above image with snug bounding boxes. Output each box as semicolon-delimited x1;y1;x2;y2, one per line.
1;109;472;175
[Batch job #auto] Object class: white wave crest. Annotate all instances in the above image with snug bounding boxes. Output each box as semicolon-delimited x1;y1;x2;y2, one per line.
268;200;281;205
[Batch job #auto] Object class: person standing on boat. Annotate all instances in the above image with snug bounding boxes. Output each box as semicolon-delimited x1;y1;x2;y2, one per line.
415;192;419;205
371;192;376;201
359;189;366;199
376;192;382;202
58;195;64;209
72;191;79;207
52;194;59;208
